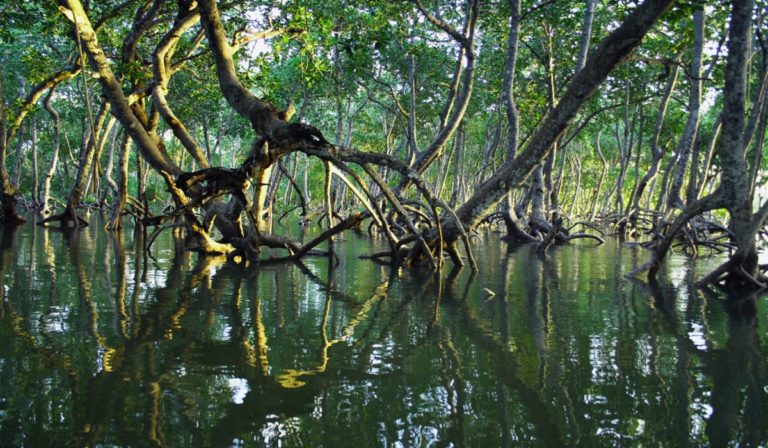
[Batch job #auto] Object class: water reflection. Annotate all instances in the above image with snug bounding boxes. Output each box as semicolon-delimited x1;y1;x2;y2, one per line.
0;223;767;446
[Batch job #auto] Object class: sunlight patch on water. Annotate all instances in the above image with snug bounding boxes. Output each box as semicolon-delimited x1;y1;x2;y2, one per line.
589;335;619;384
311;394;323;420
260;414;303;446
667;258;689;288
690;399;713;438
583;394;608;406
635;338;653;376
687;322;708;351
366;342;397;376
40;306;70;333
144;269;167;289
227;378;250;404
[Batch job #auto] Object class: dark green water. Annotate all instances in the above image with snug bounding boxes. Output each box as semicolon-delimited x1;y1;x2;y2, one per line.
1;216;767;447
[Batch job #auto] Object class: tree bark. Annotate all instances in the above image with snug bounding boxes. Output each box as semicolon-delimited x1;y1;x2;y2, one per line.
41;89;61;217
62;101;111;226
499;0;536;241
107;132;131;230
0;75;23;224
31;116;39;205
406;0;478;180
588;132;607;220
632;61;680;218
151;8;210;170
644;0;758;288
576;0;596;71
666;8;704;211
0;62;80;222
58;0;180;176
716;0;758;281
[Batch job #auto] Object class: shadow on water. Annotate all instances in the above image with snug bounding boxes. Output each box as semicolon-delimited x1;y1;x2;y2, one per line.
1;223;768;446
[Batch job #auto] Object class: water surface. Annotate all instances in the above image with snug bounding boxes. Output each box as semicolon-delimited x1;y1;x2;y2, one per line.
1;217;767;446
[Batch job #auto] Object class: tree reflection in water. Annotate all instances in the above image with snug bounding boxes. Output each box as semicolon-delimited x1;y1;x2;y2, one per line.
0;222;767;446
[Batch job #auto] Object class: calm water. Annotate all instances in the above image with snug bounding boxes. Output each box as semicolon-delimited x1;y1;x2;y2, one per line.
1;215;767;447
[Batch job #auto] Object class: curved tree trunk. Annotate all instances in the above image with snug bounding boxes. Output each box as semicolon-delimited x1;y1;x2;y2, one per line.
666;8;704;212
446;0;675;241
0;61;79;224
62;102;111;227
151;9;210;170
588;132;607;220
632;60;680;219
411;0;477;173
31;116;39;206
106;133;131;230
500;0;536;242
41;90;61;218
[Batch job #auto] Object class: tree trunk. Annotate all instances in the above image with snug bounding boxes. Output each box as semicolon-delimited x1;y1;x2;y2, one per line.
576;0;596;70
11;123;25;192
0;78;24;224
107;133;131;230
666;8;704;212
632;61;680;218
589;132;606;220
644;0;758;288
31;116;39;206
406;0;478;182
716;0;758;283
63;102;111;226
58;0;180;176
542;26;558;215
151;9;210;170
41;89;61;217
446;0;674;240
103;125;119;203
499;0;535;242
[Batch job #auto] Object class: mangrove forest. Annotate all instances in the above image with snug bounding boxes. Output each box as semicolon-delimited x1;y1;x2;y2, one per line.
1;0;768;445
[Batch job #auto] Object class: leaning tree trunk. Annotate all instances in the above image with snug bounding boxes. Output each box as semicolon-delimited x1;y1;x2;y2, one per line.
632;60;680;220
588;132;607;220
500;0;537;242
106;132;131;230
444;0;675;243
31;116;39;207
41;88;61;218
62;101;111;227
665;7;704;212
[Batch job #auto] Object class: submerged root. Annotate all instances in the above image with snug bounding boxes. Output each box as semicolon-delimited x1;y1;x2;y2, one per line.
37;206;88;228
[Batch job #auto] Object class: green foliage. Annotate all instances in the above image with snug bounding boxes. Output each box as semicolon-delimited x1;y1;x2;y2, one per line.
0;0;763;221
